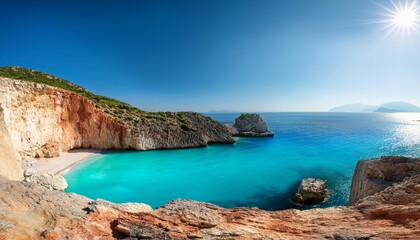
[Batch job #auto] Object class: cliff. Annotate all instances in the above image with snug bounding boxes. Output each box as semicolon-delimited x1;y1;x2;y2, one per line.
0;66;234;162
0;156;418;239
0;105;23;180
348;156;420;205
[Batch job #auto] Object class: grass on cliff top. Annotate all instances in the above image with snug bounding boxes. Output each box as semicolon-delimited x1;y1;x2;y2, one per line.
0;66;199;130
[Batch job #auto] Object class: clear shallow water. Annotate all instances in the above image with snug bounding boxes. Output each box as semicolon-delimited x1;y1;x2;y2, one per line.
65;112;420;210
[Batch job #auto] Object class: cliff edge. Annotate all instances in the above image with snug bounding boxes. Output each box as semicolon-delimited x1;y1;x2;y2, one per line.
348;156;420;205
0;156;418;239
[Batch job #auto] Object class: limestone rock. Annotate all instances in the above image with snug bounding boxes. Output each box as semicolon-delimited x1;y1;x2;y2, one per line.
37;140;62;158
0;105;23;180
226;113;274;137
356;174;420;224
292;178;329;205
23;168;37;178
24;170;68;191
113;202;153;213
348;156;420;205
34;172;68;191
0;77;234;160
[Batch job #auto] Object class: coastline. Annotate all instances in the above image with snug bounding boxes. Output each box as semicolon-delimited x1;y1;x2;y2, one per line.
22;149;102;175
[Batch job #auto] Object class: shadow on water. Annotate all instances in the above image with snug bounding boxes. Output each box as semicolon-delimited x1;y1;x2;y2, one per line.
210;167;352;211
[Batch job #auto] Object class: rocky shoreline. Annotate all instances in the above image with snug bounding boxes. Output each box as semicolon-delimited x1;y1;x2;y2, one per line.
0;156;418;239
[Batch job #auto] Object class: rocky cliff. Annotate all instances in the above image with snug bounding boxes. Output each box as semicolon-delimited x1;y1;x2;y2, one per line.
348;156;420;205
0;156;418;239
0;105;23;180
0;67;234;163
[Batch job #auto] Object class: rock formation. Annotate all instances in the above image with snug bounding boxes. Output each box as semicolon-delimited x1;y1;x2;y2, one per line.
0;156;419;239
0;105;23;180
23;169;68;191
348;156;420;205
292;178;329;205
0;73;234;163
226;113;274;137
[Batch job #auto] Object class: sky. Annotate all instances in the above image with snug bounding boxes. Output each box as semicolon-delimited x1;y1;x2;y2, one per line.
1;0;420;112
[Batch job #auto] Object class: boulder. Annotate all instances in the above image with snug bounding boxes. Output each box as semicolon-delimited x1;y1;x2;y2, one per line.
292;178;329;205
36;140;62;158
226;113;274;137
34;172;68;191
23;170;68;191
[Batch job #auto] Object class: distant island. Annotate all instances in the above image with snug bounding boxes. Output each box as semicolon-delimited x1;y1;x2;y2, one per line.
329;101;420;113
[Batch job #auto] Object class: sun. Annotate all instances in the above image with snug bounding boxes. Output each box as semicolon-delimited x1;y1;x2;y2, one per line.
392;5;418;27
377;0;420;38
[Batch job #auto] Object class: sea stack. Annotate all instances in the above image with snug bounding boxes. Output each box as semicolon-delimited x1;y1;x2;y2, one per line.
226;113;274;137
292;178;329;205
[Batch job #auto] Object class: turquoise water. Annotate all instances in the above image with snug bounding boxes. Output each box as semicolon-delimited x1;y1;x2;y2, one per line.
65;112;420;210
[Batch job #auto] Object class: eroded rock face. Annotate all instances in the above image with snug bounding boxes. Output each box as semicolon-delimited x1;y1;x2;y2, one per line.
0;105;23;180
348;156;420;205
0;77;234;161
292;178;329;205
0;156;419;239
226;113;274;137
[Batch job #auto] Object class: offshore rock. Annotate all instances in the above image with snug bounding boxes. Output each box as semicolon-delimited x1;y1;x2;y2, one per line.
348;156;420;205
292;178;329;205
0;157;419;239
226;113;274;137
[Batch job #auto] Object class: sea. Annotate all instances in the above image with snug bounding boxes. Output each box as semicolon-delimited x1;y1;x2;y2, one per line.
64;112;420;210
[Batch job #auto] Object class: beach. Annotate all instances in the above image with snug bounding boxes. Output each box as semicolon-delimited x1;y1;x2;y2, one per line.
22;149;101;175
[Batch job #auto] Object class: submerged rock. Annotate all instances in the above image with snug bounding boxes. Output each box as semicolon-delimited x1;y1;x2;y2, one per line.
226;113;274;137
292;178;329;205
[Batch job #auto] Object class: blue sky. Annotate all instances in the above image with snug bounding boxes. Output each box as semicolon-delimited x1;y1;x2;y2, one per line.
1;0;420;112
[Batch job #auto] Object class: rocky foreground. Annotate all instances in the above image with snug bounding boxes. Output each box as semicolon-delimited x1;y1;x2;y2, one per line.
0;156;419;239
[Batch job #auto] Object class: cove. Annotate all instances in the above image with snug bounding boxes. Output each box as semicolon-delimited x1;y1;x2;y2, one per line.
65;112;420;210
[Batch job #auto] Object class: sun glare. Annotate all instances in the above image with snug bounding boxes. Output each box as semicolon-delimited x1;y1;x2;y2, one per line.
393;6;417;27
377;0;420;38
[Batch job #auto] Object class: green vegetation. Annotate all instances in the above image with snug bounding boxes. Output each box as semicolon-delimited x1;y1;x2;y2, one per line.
0;66;142;116
238;113;259;118
0;66;199;131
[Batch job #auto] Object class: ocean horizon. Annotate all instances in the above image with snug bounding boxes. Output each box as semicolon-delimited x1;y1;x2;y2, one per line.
64;112;420;210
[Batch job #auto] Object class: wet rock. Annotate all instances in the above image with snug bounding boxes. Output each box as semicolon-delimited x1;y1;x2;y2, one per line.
292;178;329;205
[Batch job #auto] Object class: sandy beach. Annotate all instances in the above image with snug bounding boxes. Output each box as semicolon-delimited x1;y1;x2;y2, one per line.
22;149;101;175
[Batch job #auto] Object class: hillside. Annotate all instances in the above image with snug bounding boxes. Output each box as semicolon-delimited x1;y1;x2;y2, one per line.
0;66;197;127
0;66;234;160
